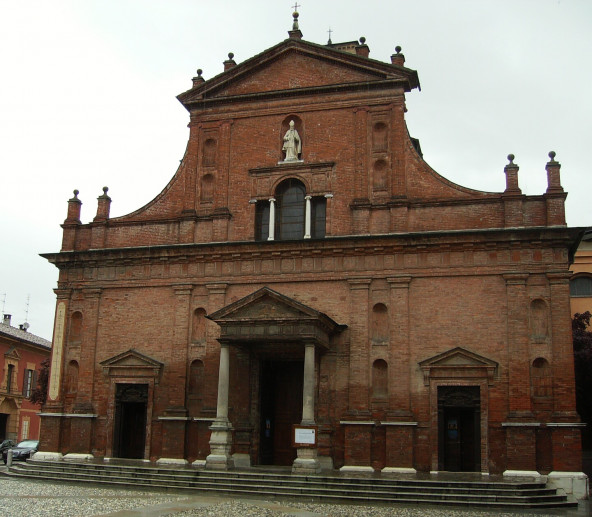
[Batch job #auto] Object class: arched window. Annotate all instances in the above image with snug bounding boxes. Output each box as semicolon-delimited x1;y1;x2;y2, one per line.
69;312;82;344
529;299;549;342
200;174;214;203
371;303;389;344
276;179;305;240
202;138;217;167
372;359;388;400
571;276;592;297
372;122;388;151
255;180;326;241
66;360;79;394
192;308;207;343
531;357;552;398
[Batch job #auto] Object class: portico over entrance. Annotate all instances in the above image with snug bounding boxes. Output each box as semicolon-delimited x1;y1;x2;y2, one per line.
205;287;346;474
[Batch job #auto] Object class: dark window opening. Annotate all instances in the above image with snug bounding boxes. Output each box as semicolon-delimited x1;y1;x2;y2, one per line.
571;276;592;297
255;201;270;241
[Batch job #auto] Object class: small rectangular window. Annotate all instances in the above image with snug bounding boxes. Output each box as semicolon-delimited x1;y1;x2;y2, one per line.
255;201;270;241
23;369;34;398
311;197;326;239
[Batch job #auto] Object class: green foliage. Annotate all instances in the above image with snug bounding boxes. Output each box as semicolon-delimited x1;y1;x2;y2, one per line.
29;357;50;406
573;312;592;448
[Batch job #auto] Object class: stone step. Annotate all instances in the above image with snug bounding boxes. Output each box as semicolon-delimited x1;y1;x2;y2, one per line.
6;461;577;508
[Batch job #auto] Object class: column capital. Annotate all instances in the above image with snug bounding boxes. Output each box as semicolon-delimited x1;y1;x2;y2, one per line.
172;283;194;295
387;275;412;288
206;283;228;295
503;273;529;285
348;278;371;290
82;288;102;299
546;271;571;285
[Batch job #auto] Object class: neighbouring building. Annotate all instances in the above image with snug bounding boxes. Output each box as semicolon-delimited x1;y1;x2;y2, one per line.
38;12;587;497
570;229;592;316
0;314;51;442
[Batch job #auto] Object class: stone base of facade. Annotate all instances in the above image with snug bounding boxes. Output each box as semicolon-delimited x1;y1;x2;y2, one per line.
156;457;189;466
63;453;94;462
547;471;589;500
232;453;251;468
318;455;334;471
32;452;63;461
503;470;544;480
192;459;207;467
339;465;374;473
382;466;417;474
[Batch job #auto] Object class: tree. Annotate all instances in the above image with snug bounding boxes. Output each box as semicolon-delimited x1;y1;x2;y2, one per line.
573;311;592;448
29;357;50;406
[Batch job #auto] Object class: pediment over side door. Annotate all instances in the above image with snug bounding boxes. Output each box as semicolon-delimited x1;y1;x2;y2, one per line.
419;347;498;386
207;287;346;351
100;349;164;381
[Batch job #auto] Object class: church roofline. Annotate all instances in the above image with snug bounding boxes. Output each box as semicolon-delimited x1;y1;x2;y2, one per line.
177;37;420;110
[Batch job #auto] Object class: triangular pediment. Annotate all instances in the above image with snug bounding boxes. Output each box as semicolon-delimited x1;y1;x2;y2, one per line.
208;287;345;348
209;287;326;323
178;39;419;108
419;347;498;369
100;349;163;380
4;347;20;360
419;347;498;386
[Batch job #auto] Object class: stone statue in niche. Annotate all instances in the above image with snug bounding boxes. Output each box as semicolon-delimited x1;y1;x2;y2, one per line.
282;120;301;161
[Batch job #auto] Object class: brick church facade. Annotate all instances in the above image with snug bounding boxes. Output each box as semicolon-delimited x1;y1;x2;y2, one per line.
39;13;586;492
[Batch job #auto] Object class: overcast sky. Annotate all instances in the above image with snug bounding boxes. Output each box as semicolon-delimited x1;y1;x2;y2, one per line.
1;0;590;340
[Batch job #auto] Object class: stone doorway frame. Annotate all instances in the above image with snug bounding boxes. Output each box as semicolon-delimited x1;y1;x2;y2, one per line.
419;347;498;474
100;349;163;460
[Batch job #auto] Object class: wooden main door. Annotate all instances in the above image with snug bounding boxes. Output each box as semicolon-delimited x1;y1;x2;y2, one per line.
113;383;148;459
259;361;303;465
438;386;481;472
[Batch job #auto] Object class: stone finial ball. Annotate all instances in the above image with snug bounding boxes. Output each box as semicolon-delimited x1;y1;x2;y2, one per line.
395;46;402;53
293;11;299;17
103;186;109;194
196;69;203;76
549;151;556;160
73;189;79;196
228;52;234;60
360;36;366;44
507;154;515;163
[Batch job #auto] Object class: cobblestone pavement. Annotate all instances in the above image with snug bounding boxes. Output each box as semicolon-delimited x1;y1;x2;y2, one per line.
0;472;589;517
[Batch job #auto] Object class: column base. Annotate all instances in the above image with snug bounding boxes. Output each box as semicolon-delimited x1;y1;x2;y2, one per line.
292;447;321;474
206;420;234;471
547;471;589;500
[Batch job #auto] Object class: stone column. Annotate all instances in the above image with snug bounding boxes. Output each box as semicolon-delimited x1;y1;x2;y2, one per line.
268;198;276;241
293;342;321;474
304;195;312;239
206;342;234;470
302;343;315;424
